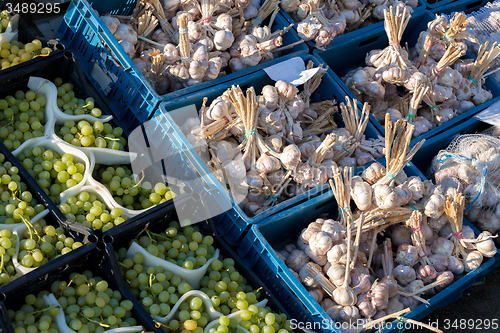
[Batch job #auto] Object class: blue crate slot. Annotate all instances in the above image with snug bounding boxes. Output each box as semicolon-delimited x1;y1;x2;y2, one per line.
430;0;492;13
237;161;496;333
313;10;500;147
150;54;383;245
56;0;309;127
421;0;459;9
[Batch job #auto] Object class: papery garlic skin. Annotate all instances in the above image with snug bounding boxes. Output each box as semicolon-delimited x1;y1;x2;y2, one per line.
464;251;483;273
285;249;310;272
393;265;416;285
351;181;373;211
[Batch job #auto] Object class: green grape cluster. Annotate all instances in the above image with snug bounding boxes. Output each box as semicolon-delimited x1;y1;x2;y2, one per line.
119;252;193;317
0;40;52;70
56;119;126;150
8;271;138;333
213;310;292;333
18;217;83;269
0;89;46;151
0;10;11;33
118;221;215;270
0;154;46;224
0;228;21;285
93;164;176;210
53;79;102;118
58;191;128;231
16;147;85;203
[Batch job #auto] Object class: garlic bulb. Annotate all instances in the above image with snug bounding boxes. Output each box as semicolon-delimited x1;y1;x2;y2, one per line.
285;249;310;272
351;181;373;211
434;271;454;292
114;24;138;45
327;244;348;265
256;155;281;174
431;237;454;257
391;225;412;248
214;30;235;51
386;297;405;315
393;265;416;285
302;222;322;243
428;214;448;231
395;244;419;267
370;281;389;310
475;231;497;257
404;176;425;200
352;274;372;296
328;263;349;287
339;306;360;323
424;193;445;219
321;220;345;244
304;245;327;266
362;162;386;185
429;253;450;272
309;231;333;256
102;15;120;34
309;288;324;303
447;256;464;275
464;251;483;273
416;265;437;284
320;299;336;311
373;184;398;209
326;305;343;321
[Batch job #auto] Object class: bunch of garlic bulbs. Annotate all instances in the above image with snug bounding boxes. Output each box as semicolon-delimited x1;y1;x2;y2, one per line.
100;0;303;95
282;0;418;49
180;62;385;217
432;132;500;240
276;120;495;330
342;10;497;139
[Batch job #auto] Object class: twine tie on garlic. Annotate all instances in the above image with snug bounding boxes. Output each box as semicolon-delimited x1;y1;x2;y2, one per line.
452;231;463;239
223;116;230;124
431;66;442;76
179;27;188;34
443;32;451;42
430;105;437;109
468;76;479;84
302;90;312;97
416;60;427;65
202;17;212;23
254;16;263;24
405;114;414;120
424;42;432;48
243;129;256;143
386;171;397;179
142;32;150;39
387;247;392;251
160;18;169;26
409;205;418;211
180;57;190;61
266;196;278;201
389;42;400;47
412;227;421;232
343;148;351;154
398;317;407;333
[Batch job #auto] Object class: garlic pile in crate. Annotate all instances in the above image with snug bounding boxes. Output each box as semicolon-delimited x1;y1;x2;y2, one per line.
181;62;385;217
100;0;303;95
431;132;500;241
276;117;495;330
282;0;418;49
342;9;498;139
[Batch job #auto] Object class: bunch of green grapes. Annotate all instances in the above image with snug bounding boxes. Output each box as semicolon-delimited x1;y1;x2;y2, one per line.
0;154;46;225
18;217;83;269
8;271;139;333
119;253;193;318
0;228;21;286
17;147;85;203
117;221;215;270
56;119;127;151
0;10;11;33
53;79;103;118
58;191;128;231
93;164;176;210
0;89;46;151
0;40;52;70
212;311;292;333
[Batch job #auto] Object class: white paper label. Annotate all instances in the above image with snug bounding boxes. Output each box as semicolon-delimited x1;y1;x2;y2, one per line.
0;14;19;44
90;62;112;95
263;57;322;86
474;100;500;126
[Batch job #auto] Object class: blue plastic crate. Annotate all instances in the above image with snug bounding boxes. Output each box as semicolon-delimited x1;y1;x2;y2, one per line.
280;0;425;49
149;54;383;245
430;0;492;13
421;0;459;9
56;0;309;128
237;161;496;333
313;10;500;147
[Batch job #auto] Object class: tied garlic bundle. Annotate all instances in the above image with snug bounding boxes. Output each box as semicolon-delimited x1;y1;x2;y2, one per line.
180;62;385;218
100;0;304;95
432;132;500;246
275;116;490;331
286;0;418;49
342;10;496;139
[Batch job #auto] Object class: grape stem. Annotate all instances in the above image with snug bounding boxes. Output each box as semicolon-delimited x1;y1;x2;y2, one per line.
87;317;111;328
27;304;59;317
0;254;4;273
148;232;169;241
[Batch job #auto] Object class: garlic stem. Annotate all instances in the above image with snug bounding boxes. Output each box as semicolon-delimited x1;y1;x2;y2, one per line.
362;308;410;329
